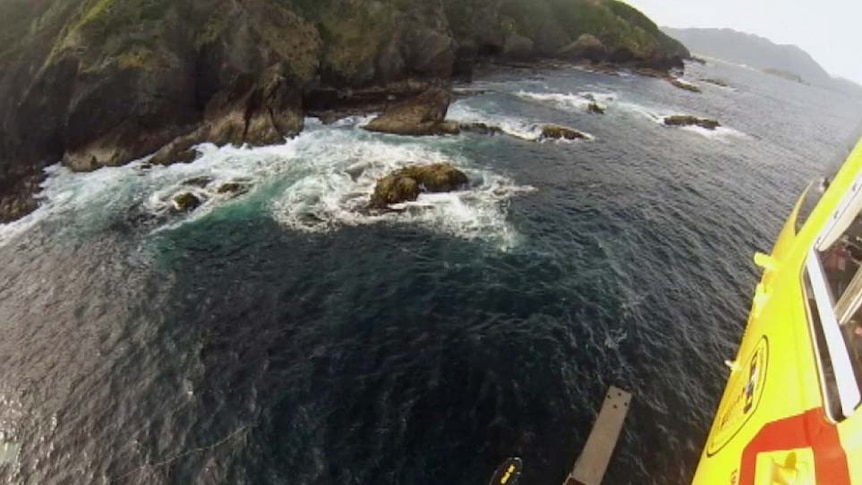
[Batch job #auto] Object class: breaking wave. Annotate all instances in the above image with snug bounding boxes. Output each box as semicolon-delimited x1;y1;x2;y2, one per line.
270;126;535;250
515;90;617;113
0;120;534;251
447;102;543;140
618;102;746;140
447;101;594;142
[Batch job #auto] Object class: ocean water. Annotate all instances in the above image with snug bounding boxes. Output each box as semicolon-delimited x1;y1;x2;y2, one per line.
1;60;861;485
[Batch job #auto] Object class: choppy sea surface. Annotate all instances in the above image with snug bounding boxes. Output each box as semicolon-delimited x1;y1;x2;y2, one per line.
1;60;861;485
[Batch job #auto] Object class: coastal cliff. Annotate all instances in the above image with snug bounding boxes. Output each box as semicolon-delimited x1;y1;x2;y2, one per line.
0;0;689;222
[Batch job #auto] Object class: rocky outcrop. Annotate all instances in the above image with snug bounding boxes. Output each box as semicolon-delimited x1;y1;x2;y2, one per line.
371;176;421;208
305;80;434;124
2;0;318;170
370;163;469;208
363;88;457;136
540;125;590;141
172;192;203;213
663;115;720;130
0;0;691;222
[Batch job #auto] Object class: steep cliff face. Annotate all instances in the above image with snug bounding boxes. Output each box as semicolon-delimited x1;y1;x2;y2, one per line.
0;0;688;222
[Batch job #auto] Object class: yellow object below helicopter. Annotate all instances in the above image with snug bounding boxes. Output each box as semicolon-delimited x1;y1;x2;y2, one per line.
692;133;862;484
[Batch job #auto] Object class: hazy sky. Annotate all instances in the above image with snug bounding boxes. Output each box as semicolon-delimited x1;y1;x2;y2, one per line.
624;0;862;84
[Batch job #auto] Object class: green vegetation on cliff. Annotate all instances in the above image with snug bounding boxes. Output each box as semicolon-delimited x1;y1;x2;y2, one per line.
497;0;689;58
61;0;178;71
315;1;401;83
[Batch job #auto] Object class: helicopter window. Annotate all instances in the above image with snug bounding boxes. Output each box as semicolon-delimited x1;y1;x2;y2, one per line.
804;171;862;420
795;178;829;234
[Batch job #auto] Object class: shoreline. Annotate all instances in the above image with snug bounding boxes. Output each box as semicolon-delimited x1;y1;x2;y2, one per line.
0;56;695;225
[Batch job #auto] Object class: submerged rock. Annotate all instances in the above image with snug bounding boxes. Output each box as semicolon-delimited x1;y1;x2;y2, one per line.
172;192;203;213
540;125;589;141
664;115;720;130
701;78;730;88
363;88;455;136
370;163;469;208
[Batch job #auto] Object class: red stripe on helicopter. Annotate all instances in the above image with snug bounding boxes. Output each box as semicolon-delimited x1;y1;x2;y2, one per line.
739;408;850;485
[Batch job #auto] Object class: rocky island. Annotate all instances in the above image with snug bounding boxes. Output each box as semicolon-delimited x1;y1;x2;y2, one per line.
0;0;690;222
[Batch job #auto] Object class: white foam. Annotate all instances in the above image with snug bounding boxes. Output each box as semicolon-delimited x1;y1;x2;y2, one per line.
515;90;616;113
271;128;535;250
617;103;747;141
0;162;146;246
0;205;44;247
678;125;746;141
447;101;594;143
306;114;377;129
447;102;541;140
580;91;617;104
618;102;666;123
1;120;534;251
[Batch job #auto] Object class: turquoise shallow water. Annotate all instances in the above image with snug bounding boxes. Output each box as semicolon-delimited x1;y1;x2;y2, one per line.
0;61;860;485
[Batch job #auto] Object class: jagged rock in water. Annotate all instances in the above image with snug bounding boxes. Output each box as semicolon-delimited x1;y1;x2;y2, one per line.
363;88;455;136
371;176;421;208
663;115;720;130
150;134;202;166
587;102;606;114
172;192;203;212
437;121;462;135
216;182;251;196
540;125;589;141
459;123;504;136
370;163;469;208
668;78;702;93
182;176;213;188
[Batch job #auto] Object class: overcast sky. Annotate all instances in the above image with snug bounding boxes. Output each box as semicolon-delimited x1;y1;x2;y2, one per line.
624;0;862;84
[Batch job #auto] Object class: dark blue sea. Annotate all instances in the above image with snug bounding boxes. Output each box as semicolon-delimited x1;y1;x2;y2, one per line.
1;59;860;485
